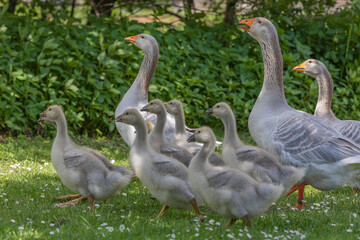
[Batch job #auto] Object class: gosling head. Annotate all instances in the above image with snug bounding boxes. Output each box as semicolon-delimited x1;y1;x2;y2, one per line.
187;127;215;144
238;17;277;43
125;33;158;53
164;100;183;115
205;102;230;119
293;59;328;78
38;105;64;125
115;109;143;126
140;99;165;115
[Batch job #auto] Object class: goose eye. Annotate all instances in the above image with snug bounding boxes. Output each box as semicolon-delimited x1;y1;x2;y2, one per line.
309;60;312;63
216;105;220;108
258;20;262;24
150;102;153;105
49;108;52;111
141;35;144;39
197;130;201;134
126;112;129;115
170;102;173;105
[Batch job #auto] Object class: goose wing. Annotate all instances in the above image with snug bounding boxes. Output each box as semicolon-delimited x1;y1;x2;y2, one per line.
152;154;188;180
273;111;360;166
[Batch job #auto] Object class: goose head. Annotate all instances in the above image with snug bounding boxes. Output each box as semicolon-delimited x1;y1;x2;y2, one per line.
164;100;182;115
239;17;277;43
187;127;215;144
140;99;164;115
115;108;143;126
38;105;63;125
125;33;158;53
293;59;327;78
205;102;230;119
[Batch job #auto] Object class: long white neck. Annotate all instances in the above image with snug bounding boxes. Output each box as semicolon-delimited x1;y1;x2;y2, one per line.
258;33;287;104
54;112;71;146
174;106;186;135
314;70;336;119
152;107;167;139
133;118;149;148
191;138;215;170
129;46;159;100
221;110;243;148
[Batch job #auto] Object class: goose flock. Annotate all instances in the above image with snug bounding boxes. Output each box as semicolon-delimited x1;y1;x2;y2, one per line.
37;17;360;227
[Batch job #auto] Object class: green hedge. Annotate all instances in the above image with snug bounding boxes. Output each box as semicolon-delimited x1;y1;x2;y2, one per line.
0;4;359;139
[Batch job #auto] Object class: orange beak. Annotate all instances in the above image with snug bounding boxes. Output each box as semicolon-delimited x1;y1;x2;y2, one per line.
238;18;255;32
125;35;138;44
293;61;306;72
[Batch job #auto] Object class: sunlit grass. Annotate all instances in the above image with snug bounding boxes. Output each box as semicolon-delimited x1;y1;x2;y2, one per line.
1;136;360;239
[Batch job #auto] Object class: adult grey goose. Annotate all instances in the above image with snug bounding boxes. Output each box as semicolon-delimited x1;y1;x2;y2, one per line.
238;17;360;209
38;105;132;210
115;34;191;146
115;108;203;219
293;59;360;190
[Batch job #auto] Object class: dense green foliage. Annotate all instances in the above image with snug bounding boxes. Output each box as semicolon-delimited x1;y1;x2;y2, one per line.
0;2;359;139
1;136;360;239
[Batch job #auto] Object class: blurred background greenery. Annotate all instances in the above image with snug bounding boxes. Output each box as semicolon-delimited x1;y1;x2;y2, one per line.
0;0;359;141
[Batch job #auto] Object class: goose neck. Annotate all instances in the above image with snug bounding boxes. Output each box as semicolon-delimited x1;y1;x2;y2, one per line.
221;111;243;148
133;120;149;147
259;35;286;101
152;109;167;137
132;47;159;98
314;71;335;118
54;112;70;145
193;140;215;167
174;108;186;135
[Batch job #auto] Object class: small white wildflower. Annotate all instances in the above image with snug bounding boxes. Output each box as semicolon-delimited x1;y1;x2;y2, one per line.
171;233;176;238
56;228;60;233
4;198;8;202
44;162;49;166
121;215;125;218
215;222;221;226
111;160;115;164
101;223;108;227
39;165;43;170
247;233;252;238
26;167;31;171
227;233;234;238
209;219;215;225
331;224;336;227
107;227;114;232
98;227;102;230
41;221;45;224
18;225;24;230
95;204;100;208
350;224;354;227
50;231;54;235
119;224;125;232
50;223;55;227
122;193;127;196
353;213;357;218
194;233;199;237
96;214;101;217
347;229;353;233
11;219;15;223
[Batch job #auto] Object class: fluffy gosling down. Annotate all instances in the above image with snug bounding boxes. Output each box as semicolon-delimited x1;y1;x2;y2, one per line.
187;127;284;227
38;105;132;210
115;108;203;220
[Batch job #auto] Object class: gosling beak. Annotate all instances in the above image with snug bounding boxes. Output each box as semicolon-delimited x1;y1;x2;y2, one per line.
187;134;196;143
238;18;255;32
205;108;213;114
115;115;123;122
125;35;138;44
37;112;46;122
293;61;306;72
140;104;149;112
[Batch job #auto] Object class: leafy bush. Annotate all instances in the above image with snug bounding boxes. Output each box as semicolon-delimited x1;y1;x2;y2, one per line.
0;2;359;140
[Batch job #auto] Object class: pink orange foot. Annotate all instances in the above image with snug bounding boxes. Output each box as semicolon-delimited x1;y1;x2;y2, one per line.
276;182;308;210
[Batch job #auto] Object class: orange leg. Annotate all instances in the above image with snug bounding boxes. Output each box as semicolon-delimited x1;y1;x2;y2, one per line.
190;198;205;221
55;194;82;201
286;182;307;210
353;187;359;193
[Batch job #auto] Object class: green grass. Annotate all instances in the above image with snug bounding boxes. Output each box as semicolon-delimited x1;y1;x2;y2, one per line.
1;136;360;239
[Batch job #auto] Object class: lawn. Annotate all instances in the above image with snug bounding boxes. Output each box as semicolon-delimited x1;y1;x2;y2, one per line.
0;136;359;239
